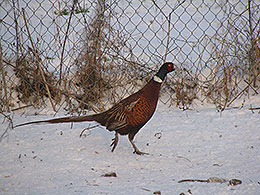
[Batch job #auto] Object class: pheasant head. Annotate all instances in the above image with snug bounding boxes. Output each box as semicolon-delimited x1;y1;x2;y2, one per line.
154;62;175;83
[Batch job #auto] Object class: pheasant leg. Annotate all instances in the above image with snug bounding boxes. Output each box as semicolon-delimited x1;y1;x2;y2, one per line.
110;132;119;152
128;134;149;155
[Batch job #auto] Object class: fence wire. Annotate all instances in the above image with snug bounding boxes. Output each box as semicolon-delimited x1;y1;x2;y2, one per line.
0;0;260;114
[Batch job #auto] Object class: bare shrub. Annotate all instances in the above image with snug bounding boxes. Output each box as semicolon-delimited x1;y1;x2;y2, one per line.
14;48;61;107
62;1;150;114
201;2;260;110
169;67;199;110
1;0;259;115
0;43;12;112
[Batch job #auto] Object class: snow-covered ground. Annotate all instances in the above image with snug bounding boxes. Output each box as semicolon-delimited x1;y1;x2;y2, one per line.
1;97;260;194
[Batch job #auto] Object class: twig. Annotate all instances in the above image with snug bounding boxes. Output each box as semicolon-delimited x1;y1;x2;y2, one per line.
248;107;260;110
176;155;192;163
0;41;10;112
178;179;208;183
79;124;99;137
95;0;105;109
0;111;13;141
12;0;21;68
0;126;9;142
244;79;258;94
226;85;248;108
163;12;172;63
178;177;242;186
227;73;260;108
22;8;56;112
178;177;228;184
11;104;34;112
248;0;253;40
59;0;76;84
224;106;240;110
152;0;185;63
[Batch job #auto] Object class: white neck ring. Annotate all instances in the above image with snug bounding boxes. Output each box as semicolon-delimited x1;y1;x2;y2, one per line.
153;75;163;83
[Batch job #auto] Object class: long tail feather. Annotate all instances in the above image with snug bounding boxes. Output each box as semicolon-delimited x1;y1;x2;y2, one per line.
14;114;100;128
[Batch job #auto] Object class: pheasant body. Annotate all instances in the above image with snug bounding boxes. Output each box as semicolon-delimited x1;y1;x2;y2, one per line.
15;62;175;154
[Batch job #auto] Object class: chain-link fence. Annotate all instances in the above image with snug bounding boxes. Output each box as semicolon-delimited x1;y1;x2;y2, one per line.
1;0;260;114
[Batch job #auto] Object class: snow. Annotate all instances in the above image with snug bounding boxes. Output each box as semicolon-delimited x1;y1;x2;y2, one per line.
1;98;260;194
1;0;259;193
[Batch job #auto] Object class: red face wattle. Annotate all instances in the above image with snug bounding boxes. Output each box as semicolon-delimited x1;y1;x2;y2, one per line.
167;63;174;72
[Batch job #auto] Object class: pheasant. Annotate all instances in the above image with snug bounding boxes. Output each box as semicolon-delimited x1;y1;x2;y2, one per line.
15;62;175;155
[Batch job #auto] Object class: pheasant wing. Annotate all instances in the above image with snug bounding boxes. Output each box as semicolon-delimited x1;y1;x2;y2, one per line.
104;96;152;131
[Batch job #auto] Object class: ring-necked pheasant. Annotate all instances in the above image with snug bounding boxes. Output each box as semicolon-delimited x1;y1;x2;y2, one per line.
15;62;175;155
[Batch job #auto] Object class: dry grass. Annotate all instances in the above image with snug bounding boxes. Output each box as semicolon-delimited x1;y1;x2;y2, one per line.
14;51;61;107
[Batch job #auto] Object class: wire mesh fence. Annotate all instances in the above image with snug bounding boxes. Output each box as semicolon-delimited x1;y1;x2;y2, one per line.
0;0;260;114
